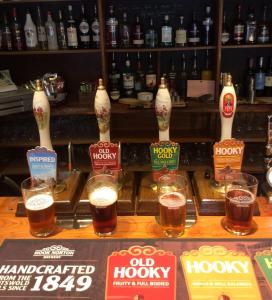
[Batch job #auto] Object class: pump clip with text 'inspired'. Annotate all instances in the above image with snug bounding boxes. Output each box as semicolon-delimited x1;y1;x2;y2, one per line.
150;141;180;182
89;141;121;178
213;139;244;181
27;146;57;182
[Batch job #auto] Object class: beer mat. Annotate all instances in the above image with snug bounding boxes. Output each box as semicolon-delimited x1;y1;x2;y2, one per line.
0;239;271;300
192;170;260;216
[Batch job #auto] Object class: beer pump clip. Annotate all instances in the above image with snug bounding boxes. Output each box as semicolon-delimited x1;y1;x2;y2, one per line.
89;79;121;179
150;77;180;182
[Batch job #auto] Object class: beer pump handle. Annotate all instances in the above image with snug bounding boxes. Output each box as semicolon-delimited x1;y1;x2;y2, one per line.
94;79;111;142
155;77;172;142
33;79;53;150
219;74;237;141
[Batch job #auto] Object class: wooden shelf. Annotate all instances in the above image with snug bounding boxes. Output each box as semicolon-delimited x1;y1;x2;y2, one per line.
222;44;272;49
106;46;215;53
0;49;101;55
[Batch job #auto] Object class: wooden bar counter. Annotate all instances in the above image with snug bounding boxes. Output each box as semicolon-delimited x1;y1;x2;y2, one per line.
1;197;272;244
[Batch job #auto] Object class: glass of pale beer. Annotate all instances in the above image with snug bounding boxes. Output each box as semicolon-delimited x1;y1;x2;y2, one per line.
87;174;118;237
158;174;187;237
21;178;56;237
221;172;258;235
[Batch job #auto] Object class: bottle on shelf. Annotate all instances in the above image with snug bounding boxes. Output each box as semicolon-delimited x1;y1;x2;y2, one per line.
106;5;118;48
168;59;177;93
190;51;200;80
91;4;100;49
2;12;12;51
122;53;134;97
221;11;230;45
79;4;90;48
179;53;187;100
265;57;272;97
202;5;213;46
244;7;257;44
257;5;270;44
245;57;255;103
132;15;144;48
67;5;78;49
233;4;244;45
134;52;145;93
36;6;47;50
255;56;265;97
57;9;67;50
201;50;213;80
188;11;200;46
145;17;158;48
175;16;186;47
119;12;130;48
145;53;157;93
45;11;58;50
11;8;23;51
109;53;121;101
24;9;38;50
161;15;172;47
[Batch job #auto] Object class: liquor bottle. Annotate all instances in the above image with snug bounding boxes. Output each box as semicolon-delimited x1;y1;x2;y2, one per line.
134;52;145;93
36;6;47;50
201;50;213;80
202;5;213;46
109;53;121;101
119;12;130;48
122;54;134;97
24;10;38;50
79;4;90;48
179;53;187;100
57;9;67;49
255;56;265;97
168;59;177;93
145;17;158;48
188;12;200;46
11;8;23;51
257;5;270;44
161;15;172;47
265;57;272;97
145;53;157;93
2;13;12;51
245;7;257;44
45;11;58;50
132;16;144;48
175;16;186;47
190;51;200;79
221;12;230;45
233;5;244;45
106;5;118;48
91;5;100;48
245;57;255;102
67;5;78;49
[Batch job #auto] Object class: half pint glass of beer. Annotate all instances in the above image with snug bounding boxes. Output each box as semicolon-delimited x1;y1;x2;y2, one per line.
21;178;56;237
158;174;187;238
87;174;118;237
221;172;258;236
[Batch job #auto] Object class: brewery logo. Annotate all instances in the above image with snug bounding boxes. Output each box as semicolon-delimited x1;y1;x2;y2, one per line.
222;93;234;118
255;248;272;291
33;245;75;259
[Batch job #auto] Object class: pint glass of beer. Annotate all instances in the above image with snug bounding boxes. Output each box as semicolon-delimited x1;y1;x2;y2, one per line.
21;178;56;237
221;172;258;236
158;174;187;237
87;174;118;237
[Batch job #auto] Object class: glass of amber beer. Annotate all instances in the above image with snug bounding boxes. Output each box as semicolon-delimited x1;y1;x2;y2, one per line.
158;174;187;238
21;178;56;237
221;172;258;236
87;174;118;237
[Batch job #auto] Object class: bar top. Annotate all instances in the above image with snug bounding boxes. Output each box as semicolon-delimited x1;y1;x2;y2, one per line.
1;197;272;244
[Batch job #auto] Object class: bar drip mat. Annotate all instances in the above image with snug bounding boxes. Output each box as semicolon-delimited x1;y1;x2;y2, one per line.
0;239;271;299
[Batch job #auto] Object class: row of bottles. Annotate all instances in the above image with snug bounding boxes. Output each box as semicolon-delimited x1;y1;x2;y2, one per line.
0;5;99;51
106;5;213;48
222;5;271;45
108;51;213;101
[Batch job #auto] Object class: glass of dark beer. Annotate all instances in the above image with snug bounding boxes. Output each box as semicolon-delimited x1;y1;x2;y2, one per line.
21;178;56;237
158;174;187;238
221;172;258;236
87;174;118;237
